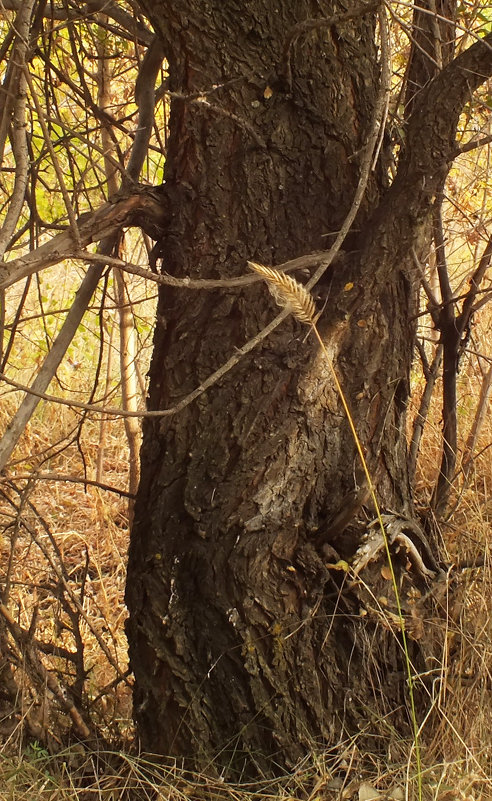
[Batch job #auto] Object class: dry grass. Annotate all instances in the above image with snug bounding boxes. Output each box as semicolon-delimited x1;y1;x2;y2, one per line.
0;738;488;800
0;265;155;750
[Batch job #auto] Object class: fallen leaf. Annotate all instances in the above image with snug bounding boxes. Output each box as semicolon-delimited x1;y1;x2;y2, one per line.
359;782;380;800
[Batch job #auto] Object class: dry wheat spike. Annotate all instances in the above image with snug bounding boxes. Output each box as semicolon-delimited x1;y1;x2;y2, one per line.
248;261;316;325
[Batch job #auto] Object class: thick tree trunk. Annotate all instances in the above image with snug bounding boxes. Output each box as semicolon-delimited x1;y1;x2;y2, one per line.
126;0;492;773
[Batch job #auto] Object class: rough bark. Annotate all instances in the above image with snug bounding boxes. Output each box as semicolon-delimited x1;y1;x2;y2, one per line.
125;0;492;773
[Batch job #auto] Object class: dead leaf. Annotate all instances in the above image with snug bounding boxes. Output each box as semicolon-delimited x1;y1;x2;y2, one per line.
358;782;380;801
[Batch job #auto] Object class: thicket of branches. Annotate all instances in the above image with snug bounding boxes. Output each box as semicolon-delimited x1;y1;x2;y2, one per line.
0;0;490;792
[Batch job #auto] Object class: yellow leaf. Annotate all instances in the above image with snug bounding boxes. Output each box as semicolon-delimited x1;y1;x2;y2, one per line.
344;281;354;291
326;559;350;572
381;565;392;580
263;85;273;99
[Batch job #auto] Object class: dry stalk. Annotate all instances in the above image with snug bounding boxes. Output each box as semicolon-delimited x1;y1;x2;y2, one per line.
248;258;423;796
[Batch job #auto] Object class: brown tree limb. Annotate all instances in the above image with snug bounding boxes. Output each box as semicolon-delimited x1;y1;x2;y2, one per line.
0;0;35;165
431;195;459;514
431;230;492;514
374;29;492;253
409;343;443;482
453;132;492;156
402;0;457;118
0;0;154;46
0;0;35;257
126;35;165;184
0;187;169;289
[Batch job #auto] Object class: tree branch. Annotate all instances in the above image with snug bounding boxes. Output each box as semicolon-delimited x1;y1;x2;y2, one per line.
366;30;492;266
0;0;35;257
125;35;165;184
0;0;154;46
0;187;169;289
404;29;492;182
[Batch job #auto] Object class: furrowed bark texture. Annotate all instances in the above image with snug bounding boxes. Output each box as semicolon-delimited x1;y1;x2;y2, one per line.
126;0;492;772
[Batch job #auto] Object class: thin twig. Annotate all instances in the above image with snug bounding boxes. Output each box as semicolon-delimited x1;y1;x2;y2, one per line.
78;249;329;288
25;68;81;247
0;472;135;498
0;1;34;258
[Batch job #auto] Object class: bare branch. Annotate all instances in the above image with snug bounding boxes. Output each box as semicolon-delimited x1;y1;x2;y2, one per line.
0;266;105;472
126;35;165;184
0;188;169;289
76;250;333;288
1;472;135;498
0;0;35;257
453;132;492;156
0;0;154;46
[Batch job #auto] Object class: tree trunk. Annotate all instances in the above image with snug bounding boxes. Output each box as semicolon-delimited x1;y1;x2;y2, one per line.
126;0;492;774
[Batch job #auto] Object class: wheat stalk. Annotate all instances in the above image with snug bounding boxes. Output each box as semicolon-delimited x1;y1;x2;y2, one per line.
249;258;421;797
247;261;316;325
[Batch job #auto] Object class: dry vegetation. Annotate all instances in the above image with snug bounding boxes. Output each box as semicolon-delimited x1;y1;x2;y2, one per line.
0;1;491;799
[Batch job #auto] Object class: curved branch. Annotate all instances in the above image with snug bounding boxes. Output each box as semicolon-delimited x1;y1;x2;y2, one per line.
0;1;154;46
126;36;166;184
366;31;492;261
401;30;492;189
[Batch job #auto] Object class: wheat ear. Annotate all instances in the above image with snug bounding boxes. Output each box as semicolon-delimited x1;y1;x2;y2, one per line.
248;260;383;542
248;262;316;325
